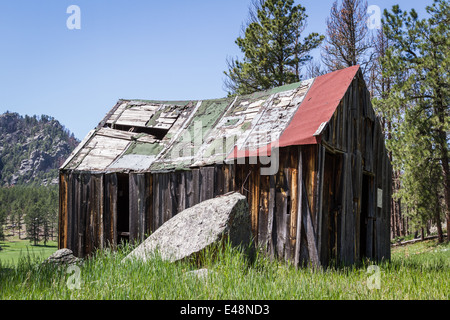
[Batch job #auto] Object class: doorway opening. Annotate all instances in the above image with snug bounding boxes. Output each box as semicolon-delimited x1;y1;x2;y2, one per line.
117;173;130;244
322;151;343;266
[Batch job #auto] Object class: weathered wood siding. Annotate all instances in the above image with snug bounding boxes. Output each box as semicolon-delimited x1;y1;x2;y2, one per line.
321;70;392;264
145;146;321;265
59;148;320;262
59;172;105;258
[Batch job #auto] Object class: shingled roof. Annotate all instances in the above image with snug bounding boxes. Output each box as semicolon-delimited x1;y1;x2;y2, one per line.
61;65;360;173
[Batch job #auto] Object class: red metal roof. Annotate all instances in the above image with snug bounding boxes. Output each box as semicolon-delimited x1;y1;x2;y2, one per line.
279;65;360;147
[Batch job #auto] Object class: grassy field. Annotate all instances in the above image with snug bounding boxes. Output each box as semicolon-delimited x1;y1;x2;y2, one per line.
0;238;57;265
0;238;448;300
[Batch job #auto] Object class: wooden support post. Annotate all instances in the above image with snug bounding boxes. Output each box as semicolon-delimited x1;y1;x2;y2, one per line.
267;175;276;257
316;145;325;262
129;173;138;244
289;157;299;261
302;179;320;267
192;168;200;206
251;166;260;245
58;173;68;250
147;173;153;236
258;174;270;252
152;173;160;231
294;147;303;267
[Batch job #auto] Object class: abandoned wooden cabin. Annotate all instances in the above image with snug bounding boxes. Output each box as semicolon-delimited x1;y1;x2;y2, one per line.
59;65;392;266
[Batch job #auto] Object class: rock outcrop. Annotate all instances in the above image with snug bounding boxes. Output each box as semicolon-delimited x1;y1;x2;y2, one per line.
124;192;252;263
0;112;79;186
44;248;82;266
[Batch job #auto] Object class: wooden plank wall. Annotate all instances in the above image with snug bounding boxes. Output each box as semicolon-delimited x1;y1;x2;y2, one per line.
60;146;333;265
144;165;237;238
321;70;392;264
230;146;320;266
59;172;105;258
60;146;322;262
59;172;121;257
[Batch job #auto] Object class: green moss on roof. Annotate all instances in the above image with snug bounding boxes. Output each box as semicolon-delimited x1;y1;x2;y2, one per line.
177;98;232;144
241;122;251;131
150;97;234;170
124;142;164;156
150;158;193;172
146;109;164;127
224;118;239;126
247;81;302;99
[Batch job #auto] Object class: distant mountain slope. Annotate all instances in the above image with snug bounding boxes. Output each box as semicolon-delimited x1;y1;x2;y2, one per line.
0;112;79;186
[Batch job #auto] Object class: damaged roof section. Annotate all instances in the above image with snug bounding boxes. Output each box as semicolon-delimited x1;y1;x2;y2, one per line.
63;100;197;172
227;79;313;160
61;66;360;173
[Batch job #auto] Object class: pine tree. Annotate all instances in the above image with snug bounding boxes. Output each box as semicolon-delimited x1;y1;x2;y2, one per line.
224;0;324;95
25;197;46;246
0;205;5;242
376;0;449;242
371;26;408;239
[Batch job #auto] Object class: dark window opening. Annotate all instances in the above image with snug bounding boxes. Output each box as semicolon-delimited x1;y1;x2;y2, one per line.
105;123;169;140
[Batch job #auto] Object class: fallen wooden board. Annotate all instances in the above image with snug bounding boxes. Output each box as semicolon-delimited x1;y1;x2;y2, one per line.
391;234;448;247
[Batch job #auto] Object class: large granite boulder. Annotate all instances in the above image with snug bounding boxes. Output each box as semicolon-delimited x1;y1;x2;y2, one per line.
124;192;252;263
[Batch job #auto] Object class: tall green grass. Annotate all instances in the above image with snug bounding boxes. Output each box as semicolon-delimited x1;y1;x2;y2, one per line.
0;239;448;300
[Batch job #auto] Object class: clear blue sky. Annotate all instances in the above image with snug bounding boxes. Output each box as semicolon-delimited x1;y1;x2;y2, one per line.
0;0;433;140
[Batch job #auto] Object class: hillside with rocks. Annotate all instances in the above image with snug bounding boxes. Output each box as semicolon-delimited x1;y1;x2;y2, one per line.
0;112;79;186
